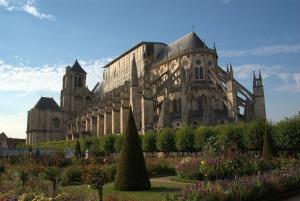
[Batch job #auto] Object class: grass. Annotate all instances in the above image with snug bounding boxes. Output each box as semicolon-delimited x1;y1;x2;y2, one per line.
62;181;185;201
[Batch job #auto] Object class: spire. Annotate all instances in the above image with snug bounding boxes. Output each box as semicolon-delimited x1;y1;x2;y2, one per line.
253;71;257;87
230;62;233;73
226;64;229;72
259;69;262;80
131;53;138;87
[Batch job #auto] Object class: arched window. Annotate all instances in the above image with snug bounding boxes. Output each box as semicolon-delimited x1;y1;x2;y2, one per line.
195;67;199;79
198;96;203;110
177;98;181;112
173;100;177;113
199;67;204;79
52;118;60;128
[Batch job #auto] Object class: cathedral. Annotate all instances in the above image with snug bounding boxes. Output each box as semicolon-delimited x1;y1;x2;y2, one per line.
26;32;266;144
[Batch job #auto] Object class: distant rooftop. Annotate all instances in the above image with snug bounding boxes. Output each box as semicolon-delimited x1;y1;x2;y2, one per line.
34;97;62;112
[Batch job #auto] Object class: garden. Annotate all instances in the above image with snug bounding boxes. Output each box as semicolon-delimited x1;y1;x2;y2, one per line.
1;115;300;201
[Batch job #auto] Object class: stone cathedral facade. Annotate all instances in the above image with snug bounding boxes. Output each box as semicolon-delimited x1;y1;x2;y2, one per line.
26;32;266;144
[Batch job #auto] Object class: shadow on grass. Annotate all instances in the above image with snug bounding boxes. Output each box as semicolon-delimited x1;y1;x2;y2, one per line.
147;186;179;193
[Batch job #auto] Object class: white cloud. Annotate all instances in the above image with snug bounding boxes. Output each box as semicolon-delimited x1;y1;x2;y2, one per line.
0;112;26;139
0;0;55;21
231;63;300;93
0;58;112;93
219;44;300;57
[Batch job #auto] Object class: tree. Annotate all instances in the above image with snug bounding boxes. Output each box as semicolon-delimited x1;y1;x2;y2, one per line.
175;127;194;152
262;126;272;162
101;135;116;155
157;128;176;155
114;135;123;153
84;166;110;201
43;167;60;200
114;107;151;191
142;131;157;153
18;170;29;186
75;139;81;159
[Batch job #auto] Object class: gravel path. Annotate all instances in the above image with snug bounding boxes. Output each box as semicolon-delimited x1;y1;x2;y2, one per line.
150;176;188;185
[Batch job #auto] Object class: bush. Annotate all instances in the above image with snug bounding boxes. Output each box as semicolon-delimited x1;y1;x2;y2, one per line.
114;135;123;153
157;128;176;153
219;124;246;152
146;159;176;176
142;131;157;152
101;135;116;154
61;166;84;186
194;126;214;151
114;107;151;190
175;127;195;152
175;158;202;180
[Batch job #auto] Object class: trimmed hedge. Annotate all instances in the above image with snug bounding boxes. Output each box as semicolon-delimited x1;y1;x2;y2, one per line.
19;115;300;155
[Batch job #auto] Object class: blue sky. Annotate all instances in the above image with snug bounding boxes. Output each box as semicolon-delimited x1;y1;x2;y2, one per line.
0;0;299;138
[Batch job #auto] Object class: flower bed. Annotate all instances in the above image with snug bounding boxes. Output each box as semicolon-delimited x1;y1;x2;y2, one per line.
175;156;281;181
164;170;300;201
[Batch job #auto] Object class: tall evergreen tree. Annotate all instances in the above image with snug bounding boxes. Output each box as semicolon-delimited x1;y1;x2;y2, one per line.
262;125;272;162
114;106;151;191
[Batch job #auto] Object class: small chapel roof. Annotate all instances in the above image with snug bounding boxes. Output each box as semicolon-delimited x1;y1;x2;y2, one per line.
34;97;62;112
71;59;87;74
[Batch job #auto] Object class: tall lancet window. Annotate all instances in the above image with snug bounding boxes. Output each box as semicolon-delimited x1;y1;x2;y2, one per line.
195;67;199;79
199;67;204;79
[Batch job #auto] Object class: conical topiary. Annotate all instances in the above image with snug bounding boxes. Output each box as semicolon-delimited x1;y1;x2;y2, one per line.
262;125;272;162
114;106;151;191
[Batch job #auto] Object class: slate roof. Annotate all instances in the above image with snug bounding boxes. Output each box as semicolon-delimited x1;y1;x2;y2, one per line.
71;59;87;74
34;97;62;112
155;32;208;61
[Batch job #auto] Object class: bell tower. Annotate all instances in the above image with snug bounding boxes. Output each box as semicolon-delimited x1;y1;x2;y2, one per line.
253;70;266;119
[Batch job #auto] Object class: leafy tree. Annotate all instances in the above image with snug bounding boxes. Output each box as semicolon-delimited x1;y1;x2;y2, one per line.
84;166;110;201
75;139;81;159
175;127;195;152
142;131;157;153
114;135;123;153
220;124;246;152
194;126;214;151
157;128;176;154
114;107;151;191
18;170;29;186
43;167;60;200
101;135;116;155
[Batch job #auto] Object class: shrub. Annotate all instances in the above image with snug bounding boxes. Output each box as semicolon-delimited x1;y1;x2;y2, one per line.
61;166;84;186
114;135;123;153
83;165;111;201
175;157;203;180
175;127;195;152
114;107;151;191
142;131;157;152
101;135;116;154
194;126;214;151
18;170;29;186
43;167;60;199
157;128;176;154
219;124;246;152
146;159;176;176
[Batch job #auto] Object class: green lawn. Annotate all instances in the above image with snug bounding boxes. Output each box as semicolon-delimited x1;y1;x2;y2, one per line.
62;180;185;201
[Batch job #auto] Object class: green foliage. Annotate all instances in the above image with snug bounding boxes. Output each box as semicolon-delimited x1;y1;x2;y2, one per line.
157;128;176;153
75;140;81;159
114;107;151;191
101;135;116;154
175;127;195;152
262;127;272;162
43;167;60;199
61;166;84;186
18;170;29;186
114;135;123;153
219;124;246;152
274;115;300;151
142;131;157;152
194;126;214;151
83;165;111;201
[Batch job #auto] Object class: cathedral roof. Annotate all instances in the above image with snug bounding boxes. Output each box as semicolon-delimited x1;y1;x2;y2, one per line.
34;97;62;112
155;32;208;61
71;59;87;74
